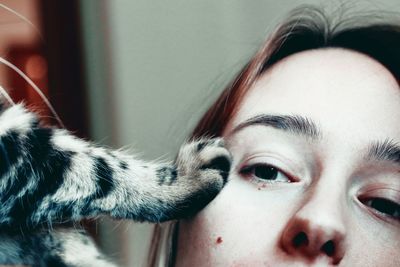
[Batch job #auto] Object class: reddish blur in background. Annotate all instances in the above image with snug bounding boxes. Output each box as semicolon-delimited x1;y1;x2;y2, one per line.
0;0;94;245
1;0;87;135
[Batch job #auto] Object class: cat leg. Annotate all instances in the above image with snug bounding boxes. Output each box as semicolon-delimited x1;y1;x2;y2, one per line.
0;104;231;229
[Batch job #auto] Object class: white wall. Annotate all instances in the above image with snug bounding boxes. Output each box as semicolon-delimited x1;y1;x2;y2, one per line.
81;0;400;266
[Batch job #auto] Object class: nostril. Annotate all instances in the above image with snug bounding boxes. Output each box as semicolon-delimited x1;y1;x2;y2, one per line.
292;231;309;248
321;240;335;256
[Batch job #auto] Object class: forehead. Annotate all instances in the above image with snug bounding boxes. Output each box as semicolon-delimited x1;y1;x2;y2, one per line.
229;48;400;142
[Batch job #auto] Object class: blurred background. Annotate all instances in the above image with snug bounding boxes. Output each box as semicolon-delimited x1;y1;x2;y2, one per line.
1;0;399;266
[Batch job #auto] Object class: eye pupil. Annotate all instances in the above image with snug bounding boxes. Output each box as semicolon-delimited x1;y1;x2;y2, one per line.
254;165;278;180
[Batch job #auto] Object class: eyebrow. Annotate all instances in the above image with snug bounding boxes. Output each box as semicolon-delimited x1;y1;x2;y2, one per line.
232;115;400;167
366;139;400;165
231;114;321;140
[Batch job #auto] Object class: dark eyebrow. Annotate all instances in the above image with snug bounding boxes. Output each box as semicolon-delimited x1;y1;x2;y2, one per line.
231;114;321;140
366;139;400;165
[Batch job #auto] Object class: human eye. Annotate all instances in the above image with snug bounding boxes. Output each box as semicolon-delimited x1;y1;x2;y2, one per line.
240;163;291;183
238;154;300;186
360;197;400;222
358;187;400;224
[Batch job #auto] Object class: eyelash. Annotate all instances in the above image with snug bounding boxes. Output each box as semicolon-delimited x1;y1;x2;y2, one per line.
239;163;296;184
359;197;400;223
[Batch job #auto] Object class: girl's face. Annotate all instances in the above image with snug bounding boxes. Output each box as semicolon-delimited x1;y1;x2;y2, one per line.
176;49;400;266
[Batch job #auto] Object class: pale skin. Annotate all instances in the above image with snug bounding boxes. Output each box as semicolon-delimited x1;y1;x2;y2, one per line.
175;49;400;266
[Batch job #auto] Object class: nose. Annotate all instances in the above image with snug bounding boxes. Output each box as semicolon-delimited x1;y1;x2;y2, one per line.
280;191;346;264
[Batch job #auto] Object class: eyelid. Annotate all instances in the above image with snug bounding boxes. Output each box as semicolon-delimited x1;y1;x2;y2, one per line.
358;197;400;225
240;164;292;184
236;153;302;182
358;187;400;204
356;187;400;225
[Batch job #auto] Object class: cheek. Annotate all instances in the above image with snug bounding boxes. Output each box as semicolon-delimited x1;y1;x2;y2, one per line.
177;178;297;265
343;213;400;266
343;233;400;267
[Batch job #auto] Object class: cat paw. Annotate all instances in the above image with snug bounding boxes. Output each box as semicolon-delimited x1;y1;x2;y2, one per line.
168;138;232;218
177;138;231;184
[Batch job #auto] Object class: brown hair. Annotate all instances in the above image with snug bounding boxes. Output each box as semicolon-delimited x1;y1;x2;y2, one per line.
192;5;400;139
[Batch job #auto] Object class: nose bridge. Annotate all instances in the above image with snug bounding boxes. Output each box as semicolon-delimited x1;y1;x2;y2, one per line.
298;178;345;230
280;173;346;264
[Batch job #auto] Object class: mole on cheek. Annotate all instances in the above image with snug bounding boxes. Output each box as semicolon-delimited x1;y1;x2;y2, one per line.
216;236;223;244
257;184;267;190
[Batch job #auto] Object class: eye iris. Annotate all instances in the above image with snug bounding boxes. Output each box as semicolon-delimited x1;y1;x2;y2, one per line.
368;198;400;218
254;165;278;180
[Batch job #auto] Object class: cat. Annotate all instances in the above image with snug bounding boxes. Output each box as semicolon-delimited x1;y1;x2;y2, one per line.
0;102;232;266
